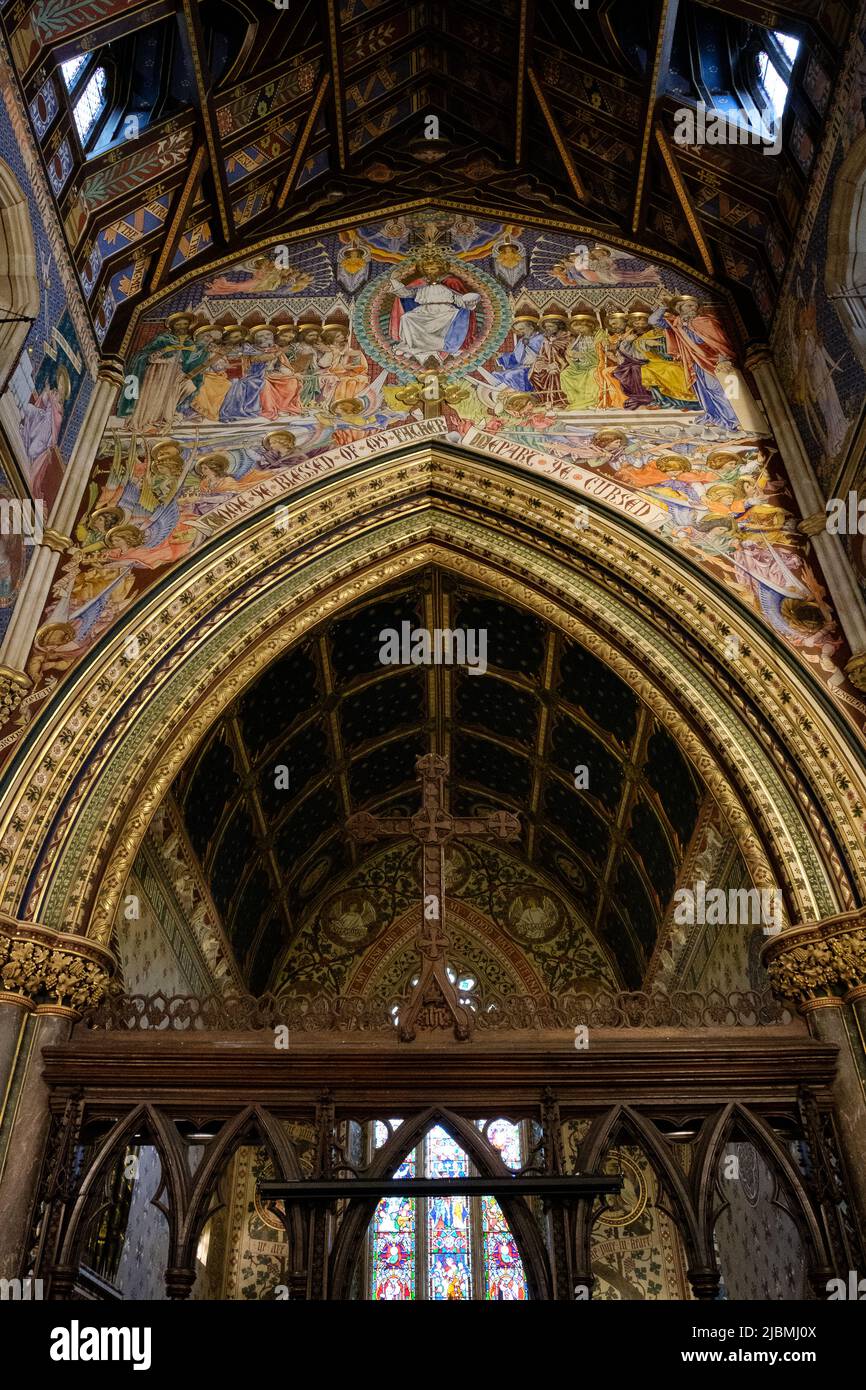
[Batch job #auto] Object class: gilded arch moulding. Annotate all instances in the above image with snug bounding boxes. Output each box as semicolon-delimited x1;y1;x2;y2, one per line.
0;446;862;957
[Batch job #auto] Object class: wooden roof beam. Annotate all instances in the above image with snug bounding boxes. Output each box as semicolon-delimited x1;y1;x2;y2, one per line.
181;0;234;243
325;0;349;171
632;0;679;236
527;66;589;205
514;0;533;166
149;143;207;292
654;126;715;274
276;73;331;211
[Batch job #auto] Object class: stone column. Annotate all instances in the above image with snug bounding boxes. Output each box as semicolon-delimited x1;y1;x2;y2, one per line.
744;345;866;691
0;915;114;1278
763;910;866;1238
0;356;125;714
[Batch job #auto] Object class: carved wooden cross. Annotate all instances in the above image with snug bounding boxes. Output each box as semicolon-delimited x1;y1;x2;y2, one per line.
346;753;520;1040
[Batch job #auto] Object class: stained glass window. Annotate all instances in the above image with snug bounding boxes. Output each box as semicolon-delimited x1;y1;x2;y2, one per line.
368;1119;528;1300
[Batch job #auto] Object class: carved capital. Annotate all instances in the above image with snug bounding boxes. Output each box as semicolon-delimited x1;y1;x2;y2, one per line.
743;343;773;373
97;355;126;387
40;528;73;554
797;512;827;537
0;915;116;1016
762;909;866;1005
844;650;866;693
0;666;31;718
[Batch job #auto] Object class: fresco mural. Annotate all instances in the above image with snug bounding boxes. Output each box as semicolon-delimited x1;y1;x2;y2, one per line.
0;73;94;511
0;210;857;754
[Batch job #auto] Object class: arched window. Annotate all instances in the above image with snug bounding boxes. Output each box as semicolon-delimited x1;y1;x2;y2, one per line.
368;1120;528;1300
60;52;109;152
755;31;800;132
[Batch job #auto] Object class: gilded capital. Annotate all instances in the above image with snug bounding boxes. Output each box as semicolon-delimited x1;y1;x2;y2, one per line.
0;666;31;718
0;915;116;1016
761;909;866;1005
797;512;826;537
845;650;866;693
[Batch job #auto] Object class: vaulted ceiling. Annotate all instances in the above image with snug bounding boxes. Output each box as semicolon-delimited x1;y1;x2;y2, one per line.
172;571;707;994
3;0;849;348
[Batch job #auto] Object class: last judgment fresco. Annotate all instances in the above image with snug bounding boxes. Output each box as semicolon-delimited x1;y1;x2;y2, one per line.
6;210;858;750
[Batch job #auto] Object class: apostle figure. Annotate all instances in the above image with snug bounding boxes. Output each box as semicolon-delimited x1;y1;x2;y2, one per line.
598;311;628;408
119;312;207;431
260;326;303;420
561;313;603;409
388;252;480;362
318;323;370;412
220;324;277;421
648;296;738;429
627;309;697;409
492;312;543;391
528;312;570;408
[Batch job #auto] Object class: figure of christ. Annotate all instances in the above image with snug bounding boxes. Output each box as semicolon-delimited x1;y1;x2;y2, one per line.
388;253;480;363
528;317;571;408
648;297;738;429
318;327;370;410
560;315;603;409
260;328;303;419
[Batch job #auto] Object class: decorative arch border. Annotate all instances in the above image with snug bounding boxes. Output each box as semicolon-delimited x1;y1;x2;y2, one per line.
0;443;863;967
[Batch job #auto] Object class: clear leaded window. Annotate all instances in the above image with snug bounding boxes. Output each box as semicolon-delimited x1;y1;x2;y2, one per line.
71;66;107;143
756;31;800;129
368;1119;528;1300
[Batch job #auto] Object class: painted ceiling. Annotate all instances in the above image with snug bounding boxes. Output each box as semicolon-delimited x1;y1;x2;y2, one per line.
172;570;708;993
0;0;851;348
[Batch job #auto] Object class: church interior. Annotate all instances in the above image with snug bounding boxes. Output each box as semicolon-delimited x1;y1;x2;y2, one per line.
1;0;866;1316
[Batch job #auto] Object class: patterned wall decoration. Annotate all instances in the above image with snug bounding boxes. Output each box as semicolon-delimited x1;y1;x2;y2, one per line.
561;1122;692;1301
276;839;618;999
112;1145;170;1301
221;1135;315;1300
1;207;850;771
714;1143;807;1299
